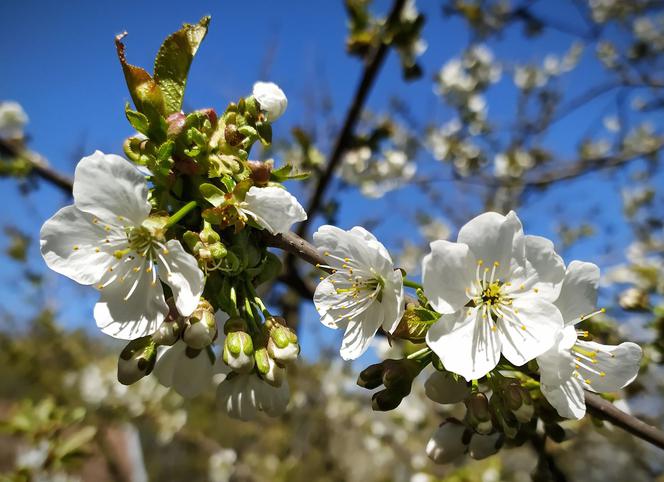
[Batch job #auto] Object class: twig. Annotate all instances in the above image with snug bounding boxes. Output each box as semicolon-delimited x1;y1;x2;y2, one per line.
0;139;74;193
585;392;664;450
297;0;408;236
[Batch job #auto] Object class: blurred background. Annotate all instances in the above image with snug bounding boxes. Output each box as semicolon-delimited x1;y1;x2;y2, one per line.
1;0;664;480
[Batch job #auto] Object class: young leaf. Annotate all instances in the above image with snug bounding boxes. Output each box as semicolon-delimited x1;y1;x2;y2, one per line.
125;104;150;136
115;33;165;116
200;183;227;207
154;16;211;114
271;164;310;182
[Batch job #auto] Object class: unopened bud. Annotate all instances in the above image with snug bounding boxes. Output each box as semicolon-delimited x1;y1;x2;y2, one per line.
166;112;186;138
468;433;502;460
252;82;287;121
224;124;243;146
267;320;299;364
357;362;384;389
200;222;221;244
504;381;534;423
371;388;405;412
426;419;468;464
117;336;157;385
248;160;272;186
195;108;218;127
183;299;217;349
152;299;184;346
255;347;285;387
465;392;493;435
223;331;255;373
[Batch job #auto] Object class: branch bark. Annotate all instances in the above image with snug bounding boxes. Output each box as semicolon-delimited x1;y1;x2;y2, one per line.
296;0;408;236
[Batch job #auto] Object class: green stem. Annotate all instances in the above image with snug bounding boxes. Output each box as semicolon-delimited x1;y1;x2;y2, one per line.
246;280;272;318
165;200;198;229
402;278;423;290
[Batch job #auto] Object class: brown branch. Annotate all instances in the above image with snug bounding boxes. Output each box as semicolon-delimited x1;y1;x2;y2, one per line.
296;0;408;236
1;139;74;193
585;392;664;450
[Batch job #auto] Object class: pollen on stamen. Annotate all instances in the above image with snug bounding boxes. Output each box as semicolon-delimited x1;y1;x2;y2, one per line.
584;379;592;385
104;225;111;232
600;372;606;377
477;259;484;265
72;245;80;251
520;325;526;331
95;248;100;253
493;261;499;267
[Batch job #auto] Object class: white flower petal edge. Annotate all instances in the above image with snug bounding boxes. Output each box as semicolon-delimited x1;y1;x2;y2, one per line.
216;374;289;421
252;81;288;121
423;211;564;380
153;340;214;398
313;225;405;360
40;151;204;339
537;261;643;419
239;186;307;234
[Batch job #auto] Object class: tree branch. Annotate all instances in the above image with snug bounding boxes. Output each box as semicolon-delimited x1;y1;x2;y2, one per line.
296;0;408;236
0;139;74;193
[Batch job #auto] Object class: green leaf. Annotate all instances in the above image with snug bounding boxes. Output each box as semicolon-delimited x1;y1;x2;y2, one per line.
270;164;310;182
156;140;175;162
125;104;150;136
154;16;211;114
115;33;165;116
200;183;226;207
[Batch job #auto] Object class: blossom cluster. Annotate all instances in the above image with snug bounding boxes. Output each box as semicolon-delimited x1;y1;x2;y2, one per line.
312;211;643;464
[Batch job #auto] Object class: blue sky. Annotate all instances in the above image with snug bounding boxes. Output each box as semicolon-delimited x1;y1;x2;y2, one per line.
1;1;661;360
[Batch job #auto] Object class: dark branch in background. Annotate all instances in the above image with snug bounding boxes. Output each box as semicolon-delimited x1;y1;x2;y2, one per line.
296;0;408;236
1;139;74;193
4;145;664;451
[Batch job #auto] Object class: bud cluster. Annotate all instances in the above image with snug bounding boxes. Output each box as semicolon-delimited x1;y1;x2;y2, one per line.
357;358;424;411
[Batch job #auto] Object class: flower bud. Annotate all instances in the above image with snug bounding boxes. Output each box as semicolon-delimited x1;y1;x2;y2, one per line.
426;419;468;464
248;160;272;186
465;392;493;435
255;347;285;387
223;331;255;373
266;319;299;364
619;287;649;311
200;222;221;244
371;388;405;412
152;299;184;346
252;82;287;121
195;108;218;127
468;433;502;460
117;336;157;385
183;299;217;350
357;362;384;389
166;112;186;138
504;381;534;423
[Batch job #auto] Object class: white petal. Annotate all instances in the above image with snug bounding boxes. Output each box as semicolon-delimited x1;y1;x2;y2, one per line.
73;151;151;225
217;374;260;421
521;235;565;301
313;277;346;329
541;374;586;419
94;260;168;339
253;81;287;121
313;225;393;275
426;421;468;464
158;239;204;317
537;340;575;388
555;261;600;325
422;240;474;314
577;340;642;393
255;379;290;417
40;205;119;285
457;211;523;279
426;308;501;381
241;186;306;234
154;341;213;398
498;294;563;366
349;226;393;264
424;370;471;404
379;268;405;334
340;301;384;360
468;433;502;460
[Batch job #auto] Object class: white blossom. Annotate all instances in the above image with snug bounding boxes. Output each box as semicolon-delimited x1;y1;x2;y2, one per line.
40;151;204;339
0;100;28;140
216;373;290;421
423;211;565;380
425;421;467;464
237;186;307;234
313;226;405;360
253;81;287;121
537;261;643;419
153;340;215;398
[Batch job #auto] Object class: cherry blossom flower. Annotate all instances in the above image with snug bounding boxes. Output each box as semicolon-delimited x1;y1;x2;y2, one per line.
252;81;287;121
153;340;214;398
423;211;565;380
537;261;643;419
0;100;28;140
313;226;405;360
40;151;204;339
216;372;290;421
237;186;307;234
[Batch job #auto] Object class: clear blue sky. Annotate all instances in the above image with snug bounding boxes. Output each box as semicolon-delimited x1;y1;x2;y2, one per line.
1;1;660;360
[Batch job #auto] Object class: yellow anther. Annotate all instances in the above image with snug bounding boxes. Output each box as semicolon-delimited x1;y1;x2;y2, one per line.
491;325;497;332
92;218;99;224
344;257;350;262
600;308;606;313
108;267;113;272
493;261;499;267
533;288;539;293
95;247;100;253
584;379;592;385
73;245;80;251
133;267;140;272
162;249;169;255
477;259;484;265
104;225;111;232
147;266;152;273
520;325;526;331
324;251;330;256
97;284;103;289
519;284;525;290
600;372;606;377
